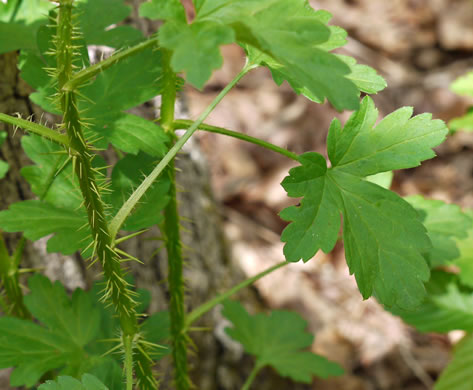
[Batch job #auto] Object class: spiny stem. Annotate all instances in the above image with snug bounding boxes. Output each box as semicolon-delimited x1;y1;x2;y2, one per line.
123;334;134;390
56;0;137;338
173;120;299;161
160;48;190;390
185;261;288;329
242;364;263;390
62;37;159;91
0;113;69;147
109;61;258;240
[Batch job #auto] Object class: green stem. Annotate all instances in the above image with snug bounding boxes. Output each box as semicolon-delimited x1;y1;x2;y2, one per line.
242;364;263;390
56;0;137;337
173;120;299;161
0;234;30;319
109;61;257;240
0;113;70;147
160;49;190;389
62;37;159;91
123;334;134;390
185;261;288;329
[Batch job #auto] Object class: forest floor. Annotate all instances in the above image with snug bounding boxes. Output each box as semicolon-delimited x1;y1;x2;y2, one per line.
184;1;473;388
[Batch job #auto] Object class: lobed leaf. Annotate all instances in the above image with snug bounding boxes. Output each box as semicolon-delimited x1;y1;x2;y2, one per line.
280;97;448;308
328;97;447;177
0;275;101;387
0;200;91;255
158;20;235;89
222;300;343;383
0;274;168;388
142;0;384;109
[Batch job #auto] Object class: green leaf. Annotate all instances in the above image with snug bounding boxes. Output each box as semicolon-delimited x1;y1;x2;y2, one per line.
19;7;167;156
391;271;473;333
449;109;473;132
0;0;54;54
452;209;473;288
139;0;187;23
336;54;387;95
84;358;122;390
0;200;91;255
365;171;393;189
89;114;169;157
222;301;343;383
158;20;235;89
75;0;143;48
149;0;382;108
327;97;447;177
109;152;170;231
279;153;340;260
451;71;473;97
21;134;82;209
24;275;101;346
406;196;472;267
239;6;383;109
280;97;448;308
0;275;101;387
38;374;109;390
0;131;8;179
434;333;473;390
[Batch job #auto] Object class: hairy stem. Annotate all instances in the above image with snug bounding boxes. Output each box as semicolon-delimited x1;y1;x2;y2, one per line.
63;36;159;91
185;261;288;329
56;0;137;337
0;113;69;147
160;48;190;389
173;120;298;161
123;334;134;390
110;61;257;239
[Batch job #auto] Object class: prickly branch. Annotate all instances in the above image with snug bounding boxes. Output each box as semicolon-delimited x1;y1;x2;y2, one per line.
55;0;138;336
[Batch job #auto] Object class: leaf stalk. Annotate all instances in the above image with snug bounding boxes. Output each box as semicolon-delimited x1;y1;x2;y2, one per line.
173;120;298;161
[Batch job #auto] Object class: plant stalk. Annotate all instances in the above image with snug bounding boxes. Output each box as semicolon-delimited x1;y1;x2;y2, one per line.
160;48;190;390
63;37;159;91
185;261;288;329
56;7;138;382
123;334;134;390
0;113;69;147
241;364;263;390
0;234;30;319
173;120;299;161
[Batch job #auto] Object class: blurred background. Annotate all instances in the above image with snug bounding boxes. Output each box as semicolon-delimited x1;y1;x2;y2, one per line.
180;1;473;389
2;0;473;389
